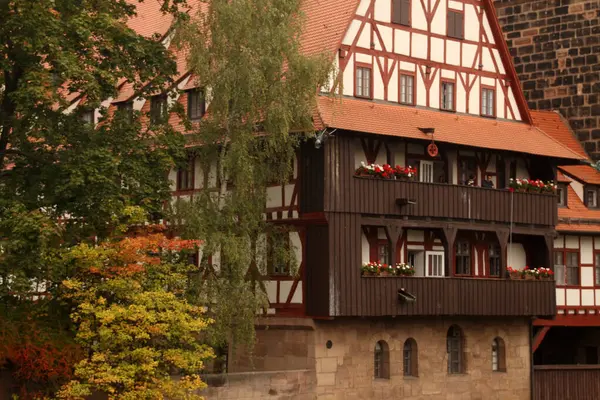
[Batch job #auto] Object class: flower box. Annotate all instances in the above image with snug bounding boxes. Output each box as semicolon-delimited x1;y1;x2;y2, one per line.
507;266;554;280
361;262;416;277
509;178;557;194
354;162;417;180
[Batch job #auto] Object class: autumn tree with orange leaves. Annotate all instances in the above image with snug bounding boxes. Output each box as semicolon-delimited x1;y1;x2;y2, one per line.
57;229;213;399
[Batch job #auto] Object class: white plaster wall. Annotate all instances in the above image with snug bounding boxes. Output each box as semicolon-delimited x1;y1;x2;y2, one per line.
464;5;479;42
469;78;480;116
374;61;385;100
429;73;440;109
462;43;477;69
482;14;495;44
357;24;371;48
581;266;594;287
482;48;495;73
456;78;466;113
492;49;505;74
554;235;565;249
566;289;580;306
400;61;416;72
431;37;445;64
430;0;447;35
448;0;463;10
265;281;277;303
565;236;579;249
496;80;506;119
507;243;526;269
507;90;521;120
446;40;460;66
357;0;370;16
389;67;399;102
168;169;178;191
582;289;595;306
556;288;565;306
378;25;393;52
374;0;391;22
394;30;411;55
412;33;428;60
343;57;355;97
355;53;372;63
596;289;600;305
595;237;600;249
581;237;594;264
416;71;427;107
412;0;428;30
343;20;361;45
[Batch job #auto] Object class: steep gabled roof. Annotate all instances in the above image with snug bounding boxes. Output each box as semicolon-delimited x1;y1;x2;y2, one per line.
317;96;585;160
557;186;600;233
559;165;600;185
531;110;588;159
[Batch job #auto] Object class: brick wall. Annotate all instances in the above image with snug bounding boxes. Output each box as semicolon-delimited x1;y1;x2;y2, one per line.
494;0;600;158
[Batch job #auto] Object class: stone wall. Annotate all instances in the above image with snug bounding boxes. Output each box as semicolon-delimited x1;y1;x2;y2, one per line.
311;318;531;400
494;0;600;158
201;317;532;399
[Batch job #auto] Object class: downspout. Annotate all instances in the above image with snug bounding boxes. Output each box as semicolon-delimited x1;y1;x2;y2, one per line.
529;319;535;400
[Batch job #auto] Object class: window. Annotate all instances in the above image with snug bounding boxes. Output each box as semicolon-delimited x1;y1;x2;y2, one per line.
557;186;565;206
400;74;415;105
80;109;94;125
554;251;565;285
492;337;506;372
566;252;579;285
188;89;205;120
587;189;597;208
267;233;290;275
489;245;501;277
378;242;390;265
595;253;600;286
176;156;195;191
447;325;464;374
356;66;372;99
392;0;411;26
403;338;418;377
117;102;133;123
447;10;464;39
455;240;471;275
481;88;495;117
441;81;455;111
374;341;390;379
150;95;168;124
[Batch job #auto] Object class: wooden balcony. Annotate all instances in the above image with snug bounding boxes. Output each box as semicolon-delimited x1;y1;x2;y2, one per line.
355;276;556;317
328;177;557;227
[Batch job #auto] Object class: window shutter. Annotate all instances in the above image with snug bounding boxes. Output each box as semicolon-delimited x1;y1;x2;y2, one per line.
447;12;454;37
392;0;402;24
456;12;464;38
401;0;410;25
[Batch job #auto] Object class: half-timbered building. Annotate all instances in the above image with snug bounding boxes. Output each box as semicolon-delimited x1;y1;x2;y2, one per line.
77;0;597;398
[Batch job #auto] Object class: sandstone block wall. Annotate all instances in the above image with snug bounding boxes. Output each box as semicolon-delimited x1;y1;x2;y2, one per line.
311;318;531;400
494;0;600;158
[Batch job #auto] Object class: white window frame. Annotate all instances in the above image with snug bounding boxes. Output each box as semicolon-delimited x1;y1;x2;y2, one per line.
425;251;445;277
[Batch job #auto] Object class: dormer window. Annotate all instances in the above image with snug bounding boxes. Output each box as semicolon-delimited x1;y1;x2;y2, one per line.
481;87;495;117
557;186;566;207
117;102;133;123
80;109;94;125
392;0;411;26
355;65;372;99
150;95;168;125
587;188;598;208
188;89;205;121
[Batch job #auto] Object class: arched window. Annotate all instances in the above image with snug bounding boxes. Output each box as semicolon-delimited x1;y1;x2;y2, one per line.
492;337;506;372
374;340;390;379
403;338;418;377
447;325;464;374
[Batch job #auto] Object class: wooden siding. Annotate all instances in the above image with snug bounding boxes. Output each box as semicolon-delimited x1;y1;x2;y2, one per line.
534;365;600;400
324;212;556;318
305;224;330;317
299;141;325;214
323;136;557;227
359;276;556;317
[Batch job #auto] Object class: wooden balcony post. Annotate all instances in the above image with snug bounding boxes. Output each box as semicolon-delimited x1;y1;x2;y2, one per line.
496;229;509;278
385;223;403;265
442;226;457;277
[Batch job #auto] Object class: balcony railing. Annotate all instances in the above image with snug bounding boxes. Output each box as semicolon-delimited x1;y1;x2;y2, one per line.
353;276;556;317
328;177;557;227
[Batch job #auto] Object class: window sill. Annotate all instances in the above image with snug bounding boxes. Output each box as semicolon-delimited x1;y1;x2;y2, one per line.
403;375;419;380
439;108;456;113
354;95;373;100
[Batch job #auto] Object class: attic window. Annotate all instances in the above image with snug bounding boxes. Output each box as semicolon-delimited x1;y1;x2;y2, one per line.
447;10;464;40
587;189;597;208
150;95;168;125
188;89;205;121
557;186;566;207
392;0;410;26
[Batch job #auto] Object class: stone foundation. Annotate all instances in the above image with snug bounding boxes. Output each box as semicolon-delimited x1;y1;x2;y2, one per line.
202;317;532;399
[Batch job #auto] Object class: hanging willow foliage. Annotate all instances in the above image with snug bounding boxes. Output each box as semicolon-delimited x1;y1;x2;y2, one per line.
172;0;333;351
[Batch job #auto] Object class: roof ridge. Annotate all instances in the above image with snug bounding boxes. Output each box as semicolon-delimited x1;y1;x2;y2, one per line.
531;125;588;161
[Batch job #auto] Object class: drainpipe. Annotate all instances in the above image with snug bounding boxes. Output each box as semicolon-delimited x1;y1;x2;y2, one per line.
529;319;535;400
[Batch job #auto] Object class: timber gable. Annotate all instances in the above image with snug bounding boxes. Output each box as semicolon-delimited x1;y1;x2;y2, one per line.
334;0;530;122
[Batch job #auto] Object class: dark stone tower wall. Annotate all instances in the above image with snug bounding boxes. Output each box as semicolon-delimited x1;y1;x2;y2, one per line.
494;0;600;159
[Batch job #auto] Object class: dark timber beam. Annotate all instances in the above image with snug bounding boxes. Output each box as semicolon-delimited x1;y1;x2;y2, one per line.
532;326;551;353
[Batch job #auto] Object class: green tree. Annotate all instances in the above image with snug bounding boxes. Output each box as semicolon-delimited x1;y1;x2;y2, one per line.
57;231;213;399
172;0;332;350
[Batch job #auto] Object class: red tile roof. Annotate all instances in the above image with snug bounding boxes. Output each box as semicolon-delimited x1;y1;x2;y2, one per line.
317;96;585;160
557;170;572;183
559;165;600;185
126;0;174;38
556;223;600;233
299;0;360;56
531;110;588;159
